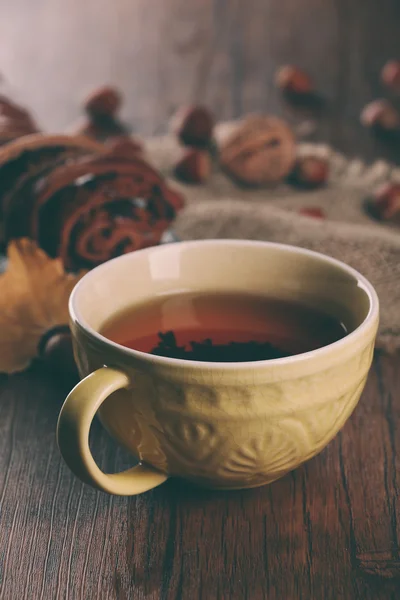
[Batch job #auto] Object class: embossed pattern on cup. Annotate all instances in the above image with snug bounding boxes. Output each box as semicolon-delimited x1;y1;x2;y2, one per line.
68;240;379;492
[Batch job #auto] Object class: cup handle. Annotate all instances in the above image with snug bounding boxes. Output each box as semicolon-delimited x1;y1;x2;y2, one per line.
57;366;168;495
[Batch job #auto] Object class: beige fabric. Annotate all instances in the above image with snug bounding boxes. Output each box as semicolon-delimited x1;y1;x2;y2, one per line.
143;123;400;352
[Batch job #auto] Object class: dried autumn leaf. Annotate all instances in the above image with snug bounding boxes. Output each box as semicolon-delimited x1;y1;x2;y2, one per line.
0;238;86;373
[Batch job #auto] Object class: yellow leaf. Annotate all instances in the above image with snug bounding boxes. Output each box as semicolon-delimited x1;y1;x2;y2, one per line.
0;239;87;373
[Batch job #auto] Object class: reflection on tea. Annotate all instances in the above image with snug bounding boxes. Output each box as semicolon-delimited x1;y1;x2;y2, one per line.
101;291;347;362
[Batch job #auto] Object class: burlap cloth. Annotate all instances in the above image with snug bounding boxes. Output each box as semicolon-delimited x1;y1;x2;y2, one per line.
143;122;400;353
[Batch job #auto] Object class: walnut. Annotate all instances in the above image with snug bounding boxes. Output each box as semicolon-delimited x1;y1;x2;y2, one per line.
219;115;296;186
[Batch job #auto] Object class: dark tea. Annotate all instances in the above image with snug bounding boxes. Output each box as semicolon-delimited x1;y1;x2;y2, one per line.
100;291;348;362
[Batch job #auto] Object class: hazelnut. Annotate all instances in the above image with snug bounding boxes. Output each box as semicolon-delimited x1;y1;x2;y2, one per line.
72;116;127;142
371;182;400;221
360;100;400;131
288;156;329;189
72;119;101;139
299;207;326;219
219;115;296;186
381;60;400;91
275;65;313;95
174;148;211;184
106;135;143;158
0;96;39;136
171;105;214;147
84;86;122;119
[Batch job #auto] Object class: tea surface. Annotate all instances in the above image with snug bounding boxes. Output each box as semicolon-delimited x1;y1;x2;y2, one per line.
101;292;347;362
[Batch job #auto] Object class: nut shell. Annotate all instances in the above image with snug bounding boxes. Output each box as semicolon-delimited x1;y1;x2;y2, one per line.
219;115;296;186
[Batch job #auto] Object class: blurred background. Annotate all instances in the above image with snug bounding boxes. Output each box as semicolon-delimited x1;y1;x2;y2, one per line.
1;0;399;161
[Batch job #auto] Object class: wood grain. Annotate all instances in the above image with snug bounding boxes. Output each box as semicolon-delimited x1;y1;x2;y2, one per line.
0;356;399;599
0;0;399;161
0;1;399;598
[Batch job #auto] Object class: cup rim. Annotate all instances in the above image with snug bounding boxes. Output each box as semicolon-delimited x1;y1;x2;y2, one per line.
69;239;379;372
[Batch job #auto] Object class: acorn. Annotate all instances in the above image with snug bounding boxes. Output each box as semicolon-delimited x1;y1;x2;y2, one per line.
174;148;211;184
288;156;329;189
171;106;214;147
275;65;314;95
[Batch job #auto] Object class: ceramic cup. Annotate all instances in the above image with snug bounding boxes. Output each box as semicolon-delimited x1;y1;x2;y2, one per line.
57;240;379;495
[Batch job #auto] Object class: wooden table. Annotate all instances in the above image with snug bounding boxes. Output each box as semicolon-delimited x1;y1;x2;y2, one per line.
0;2;399;599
